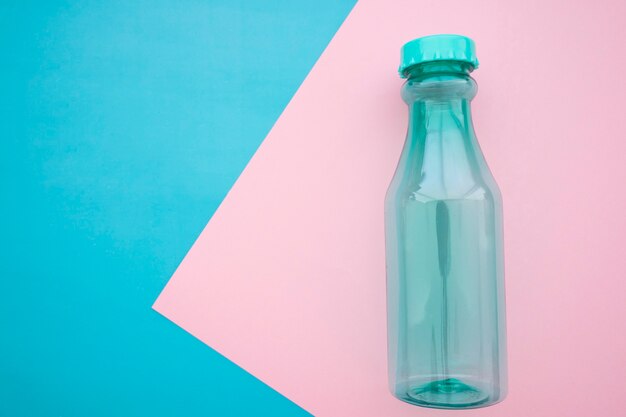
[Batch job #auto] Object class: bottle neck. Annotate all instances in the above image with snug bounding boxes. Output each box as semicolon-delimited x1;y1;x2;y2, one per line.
396;61;490;200
410;99;474;138
402;60;478;145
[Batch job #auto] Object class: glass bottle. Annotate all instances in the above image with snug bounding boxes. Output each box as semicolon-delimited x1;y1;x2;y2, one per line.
385;35;507;409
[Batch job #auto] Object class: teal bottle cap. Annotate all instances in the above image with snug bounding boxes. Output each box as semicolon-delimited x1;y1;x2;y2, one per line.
399;34;479;78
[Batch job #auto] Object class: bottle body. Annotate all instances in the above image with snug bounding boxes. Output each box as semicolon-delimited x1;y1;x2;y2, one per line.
385;62;507;409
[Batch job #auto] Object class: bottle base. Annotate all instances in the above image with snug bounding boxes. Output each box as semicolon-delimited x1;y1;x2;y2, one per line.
395;378;498;409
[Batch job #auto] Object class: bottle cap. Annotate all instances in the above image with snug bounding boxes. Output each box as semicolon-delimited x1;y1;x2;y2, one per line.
399;34;479;78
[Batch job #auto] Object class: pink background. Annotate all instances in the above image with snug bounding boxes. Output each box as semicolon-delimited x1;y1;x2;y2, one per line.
154;0;626;415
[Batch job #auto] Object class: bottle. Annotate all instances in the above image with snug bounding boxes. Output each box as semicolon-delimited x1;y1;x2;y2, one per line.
385;35;507;409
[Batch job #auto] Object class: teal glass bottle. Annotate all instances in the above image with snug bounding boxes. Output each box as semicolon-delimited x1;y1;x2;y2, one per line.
385;35;507;409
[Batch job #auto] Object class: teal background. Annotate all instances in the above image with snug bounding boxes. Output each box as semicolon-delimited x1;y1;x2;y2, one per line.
0;1;355;415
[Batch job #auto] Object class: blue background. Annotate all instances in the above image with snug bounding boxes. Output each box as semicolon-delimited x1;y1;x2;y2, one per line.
0;1;355;415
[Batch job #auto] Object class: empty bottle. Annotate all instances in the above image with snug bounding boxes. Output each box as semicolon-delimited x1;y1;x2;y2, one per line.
385;35;507;409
